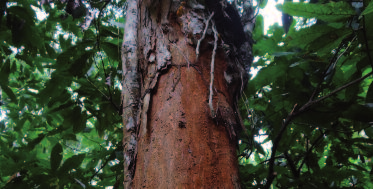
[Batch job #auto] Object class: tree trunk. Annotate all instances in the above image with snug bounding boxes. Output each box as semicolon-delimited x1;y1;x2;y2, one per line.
122;0;254;188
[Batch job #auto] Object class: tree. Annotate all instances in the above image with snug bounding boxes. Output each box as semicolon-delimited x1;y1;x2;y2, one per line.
121;0;254;187
2;0;373;188
1;0;255;188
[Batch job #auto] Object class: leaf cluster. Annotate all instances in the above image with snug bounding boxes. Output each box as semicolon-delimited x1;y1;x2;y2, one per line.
239;0;373;188
0;0;125;188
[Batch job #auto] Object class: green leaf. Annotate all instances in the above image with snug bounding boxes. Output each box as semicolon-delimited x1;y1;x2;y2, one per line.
342;104;373;122
0;59;11;81
59;154;86;173
366;81;373;103
307;29;352;56
59;35;72;51
259;0;268;9
100;27;120;38
278;2;355;22
101;42;120;61
253;15;264;40
62;133;77;141
26;134;45;151
68;51;94;77
254;141;266;156
7;6;36;25
361;1;373;16
72;109;87;133
48;100;75;114
51;143;63;171
251;61;288;90
288;24;351;52
0;83;17;103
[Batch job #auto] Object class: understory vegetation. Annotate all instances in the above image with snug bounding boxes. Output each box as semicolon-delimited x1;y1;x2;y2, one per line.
1;0;373;188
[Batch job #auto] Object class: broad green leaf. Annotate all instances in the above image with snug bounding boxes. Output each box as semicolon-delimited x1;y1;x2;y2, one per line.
59;35;73;51
278;2;355;22
48;100;75;114
47;89;71;108
288;24;351;51
254;141;266;156
62;133;78;141
101;42;120;61
307;29;352;56
361;1;373;16
0;59;11;81
59;154;86;173
259;0;268;9
26;134;45;151
68;51;94;77
253;15;264;40
72;108;87;133
6;6;36;25
366;81;373;103
342;104;373;122
0;83;17;103
100;27;121;38
51;143;63;171
251;61;288;89
254;38;281;56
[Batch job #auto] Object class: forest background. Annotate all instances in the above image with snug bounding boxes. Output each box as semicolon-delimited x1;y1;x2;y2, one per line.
1;0;373;188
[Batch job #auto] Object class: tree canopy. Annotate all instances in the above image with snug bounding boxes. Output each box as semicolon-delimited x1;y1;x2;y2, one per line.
1;0;373;188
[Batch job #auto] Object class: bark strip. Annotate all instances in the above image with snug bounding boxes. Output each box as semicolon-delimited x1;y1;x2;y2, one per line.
122;0;140;188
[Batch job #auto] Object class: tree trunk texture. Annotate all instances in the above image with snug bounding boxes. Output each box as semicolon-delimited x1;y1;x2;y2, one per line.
122;0;254;188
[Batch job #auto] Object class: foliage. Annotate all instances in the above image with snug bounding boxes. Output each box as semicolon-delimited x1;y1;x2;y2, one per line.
238;0;373;188
2;0;373;188
0;0;124;188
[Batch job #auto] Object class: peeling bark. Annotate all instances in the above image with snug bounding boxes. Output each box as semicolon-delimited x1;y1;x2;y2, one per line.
122;0;254;187
122;0;140;188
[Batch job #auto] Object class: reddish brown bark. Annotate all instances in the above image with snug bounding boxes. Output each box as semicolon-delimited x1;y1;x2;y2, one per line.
132;9;240;189
122;0;253;187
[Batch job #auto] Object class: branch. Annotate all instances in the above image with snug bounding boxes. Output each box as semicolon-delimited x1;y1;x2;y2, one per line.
264;70;373;188
298;71;373;113
284;151;299;178
264;104;297;189
309;35;356;101
90;147;119;181
298;130;325;173
85;75;120;113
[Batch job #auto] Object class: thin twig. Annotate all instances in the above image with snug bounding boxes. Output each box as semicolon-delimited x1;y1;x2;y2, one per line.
85;75;120;112
284;151;299;178
309;35;356;101
264;104;297;189
85;75;110;100
264;71;373;188
298;130;325;173
90;143;125;181
298;71;373;113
